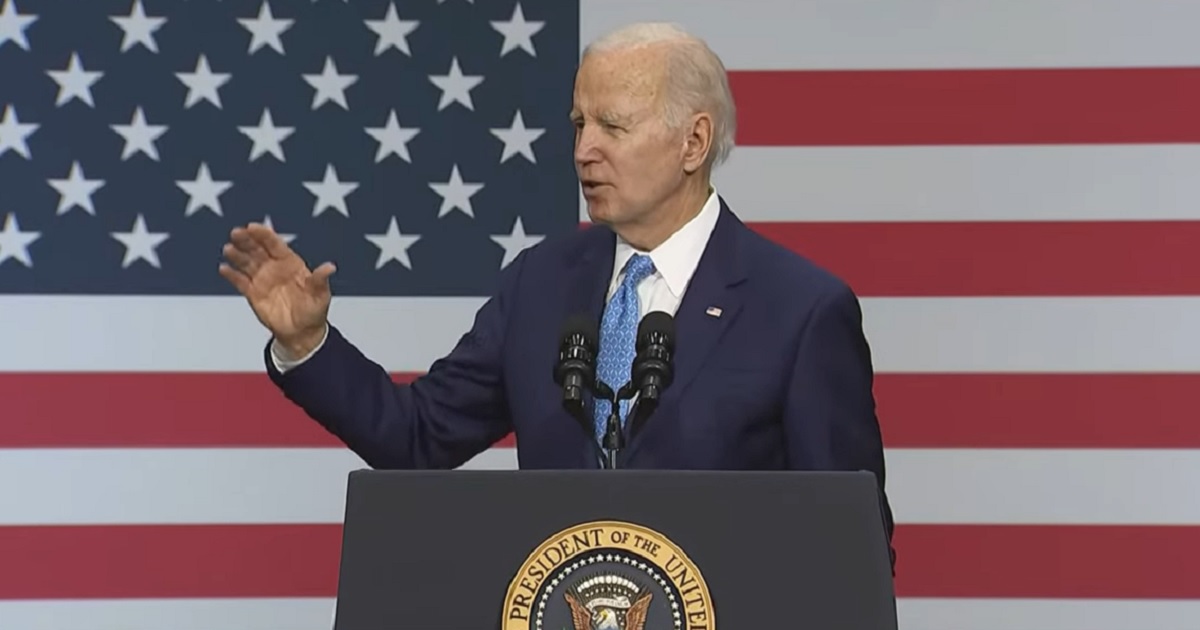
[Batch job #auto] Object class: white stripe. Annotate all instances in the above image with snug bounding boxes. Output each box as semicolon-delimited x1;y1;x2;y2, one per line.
580;0;1200;69
0;295;481;373
897;598;1200;630
0;447;515;525
864;297;1200;373
4;296;1200;373
2;597;1194;630
714;145;1200;222
888;449;1200;524
2;447;1197;526
0;598;338;630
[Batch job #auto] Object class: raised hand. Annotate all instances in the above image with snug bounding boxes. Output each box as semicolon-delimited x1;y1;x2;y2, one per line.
219;222;336;358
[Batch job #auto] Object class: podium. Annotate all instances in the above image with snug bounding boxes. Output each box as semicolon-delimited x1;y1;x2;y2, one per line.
330;469;897;629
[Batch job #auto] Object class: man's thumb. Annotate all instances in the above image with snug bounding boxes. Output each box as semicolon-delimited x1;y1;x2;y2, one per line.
308;262;336;291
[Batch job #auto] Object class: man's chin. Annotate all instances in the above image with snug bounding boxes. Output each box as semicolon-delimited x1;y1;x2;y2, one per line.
584;203;614;225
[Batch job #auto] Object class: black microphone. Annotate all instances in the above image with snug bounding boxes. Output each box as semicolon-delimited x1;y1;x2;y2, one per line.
552;313;599;434
625;310;675;440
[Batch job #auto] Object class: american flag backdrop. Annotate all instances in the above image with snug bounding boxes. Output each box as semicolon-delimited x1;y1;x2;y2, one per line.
1;0;1198;628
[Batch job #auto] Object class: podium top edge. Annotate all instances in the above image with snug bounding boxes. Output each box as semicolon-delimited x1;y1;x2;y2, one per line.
347;469;879;478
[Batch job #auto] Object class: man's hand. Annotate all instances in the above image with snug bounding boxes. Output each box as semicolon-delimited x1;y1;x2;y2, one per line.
218;222;336;358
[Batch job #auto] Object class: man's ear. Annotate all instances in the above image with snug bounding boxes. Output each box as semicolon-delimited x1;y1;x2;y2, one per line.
681;112;713;174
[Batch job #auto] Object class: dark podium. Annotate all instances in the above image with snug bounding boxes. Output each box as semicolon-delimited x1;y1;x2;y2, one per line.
330;469;897;629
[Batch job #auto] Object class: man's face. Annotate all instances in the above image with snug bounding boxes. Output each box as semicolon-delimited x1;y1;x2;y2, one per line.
571;46;685;228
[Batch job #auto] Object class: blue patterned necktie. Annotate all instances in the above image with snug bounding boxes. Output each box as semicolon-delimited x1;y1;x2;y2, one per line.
593;253;657;446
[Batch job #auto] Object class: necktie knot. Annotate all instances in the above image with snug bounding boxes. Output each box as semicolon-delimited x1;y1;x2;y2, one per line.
622;253;655;287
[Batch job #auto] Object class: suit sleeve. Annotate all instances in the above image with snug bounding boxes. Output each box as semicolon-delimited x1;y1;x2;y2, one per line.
263;250;527;470
782;282;896;568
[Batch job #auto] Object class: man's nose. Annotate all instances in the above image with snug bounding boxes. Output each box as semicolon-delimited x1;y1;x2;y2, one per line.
574;125;600;163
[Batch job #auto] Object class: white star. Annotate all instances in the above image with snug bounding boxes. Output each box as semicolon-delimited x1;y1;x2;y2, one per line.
304;164;359;217
110;106;167;161
365;2;418;56
364;217;419;270
237;109;294;162
261;215;295;244
239;0;292;55
47;161;105;215
47;53;103;108
490;110;545;163
303;56;357;110
428;57;483;111
110;0;166;54
176;55;231;109
491;217;544;269
490;3;543;57
0;213;39;267
111;214;169;268
429;164;483;218
0;104;38;159
364;110;419;163
176;162;232;217
0;0;37;51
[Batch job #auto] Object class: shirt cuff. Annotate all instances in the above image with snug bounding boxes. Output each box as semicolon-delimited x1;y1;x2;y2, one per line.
270;324;329;373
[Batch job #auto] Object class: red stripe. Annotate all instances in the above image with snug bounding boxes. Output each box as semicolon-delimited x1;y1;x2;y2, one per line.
0;524;341;600
878;373;1200;448
754;220;1200;296
3;372;1196;449
1;372;408;448
585;219;1200;296
1;524;1193;599
729;67;1200;145
895;525;1200;599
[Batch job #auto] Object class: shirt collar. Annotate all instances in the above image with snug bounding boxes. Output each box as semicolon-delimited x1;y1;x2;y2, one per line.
612;187;721;299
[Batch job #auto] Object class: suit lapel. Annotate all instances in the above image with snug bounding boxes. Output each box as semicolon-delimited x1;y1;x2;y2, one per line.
622;200;748;465
564;225;614;324
563;225;615;468
666;208;746;401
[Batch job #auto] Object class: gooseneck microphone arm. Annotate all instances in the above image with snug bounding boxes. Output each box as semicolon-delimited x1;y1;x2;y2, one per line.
601;382;637;469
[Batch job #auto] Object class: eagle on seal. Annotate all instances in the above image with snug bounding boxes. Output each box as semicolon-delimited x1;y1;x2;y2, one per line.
565;590;652;630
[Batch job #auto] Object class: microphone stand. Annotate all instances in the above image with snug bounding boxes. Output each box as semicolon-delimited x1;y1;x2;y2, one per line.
596;381;637;469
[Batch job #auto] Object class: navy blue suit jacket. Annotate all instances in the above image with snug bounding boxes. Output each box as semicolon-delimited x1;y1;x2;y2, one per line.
266;198;894;555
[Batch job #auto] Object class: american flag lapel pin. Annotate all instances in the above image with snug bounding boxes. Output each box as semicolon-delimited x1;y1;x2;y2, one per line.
705;306;722;318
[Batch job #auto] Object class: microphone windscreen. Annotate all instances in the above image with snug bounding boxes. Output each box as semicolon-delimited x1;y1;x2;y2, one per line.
560;312;598;347
636;311;674;350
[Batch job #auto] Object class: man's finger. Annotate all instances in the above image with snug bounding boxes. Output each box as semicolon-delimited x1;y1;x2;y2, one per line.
229;227;270;263
245;222;294;260
222;243;259;276
218;262;253;296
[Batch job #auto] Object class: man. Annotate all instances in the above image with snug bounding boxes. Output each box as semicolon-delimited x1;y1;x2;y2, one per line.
219;22;894;557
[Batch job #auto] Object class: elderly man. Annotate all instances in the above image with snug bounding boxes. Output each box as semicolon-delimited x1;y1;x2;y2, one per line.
220;22;893;554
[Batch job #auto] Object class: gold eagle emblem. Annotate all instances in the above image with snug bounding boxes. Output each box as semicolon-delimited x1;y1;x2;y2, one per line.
565;589;652;630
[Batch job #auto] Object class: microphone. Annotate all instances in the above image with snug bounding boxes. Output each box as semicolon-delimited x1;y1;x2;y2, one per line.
552;313;599;434
625;310;675;440
552;311;674;470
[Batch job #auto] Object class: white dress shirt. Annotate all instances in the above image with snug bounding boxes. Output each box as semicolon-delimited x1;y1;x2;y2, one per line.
271;187;721;373
606;187;720;318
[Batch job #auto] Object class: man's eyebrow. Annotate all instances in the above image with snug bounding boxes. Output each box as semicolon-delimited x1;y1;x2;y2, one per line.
568;109;635;126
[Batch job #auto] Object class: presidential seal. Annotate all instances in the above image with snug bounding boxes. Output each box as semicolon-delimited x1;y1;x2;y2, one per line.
502;520;714;630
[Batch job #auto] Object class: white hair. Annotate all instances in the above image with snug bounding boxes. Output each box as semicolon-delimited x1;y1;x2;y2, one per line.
583;22;737;168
